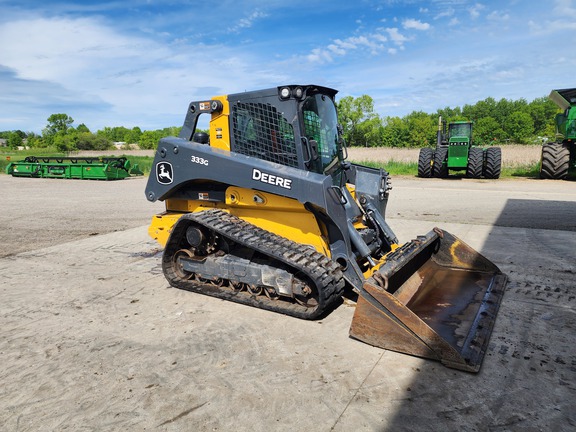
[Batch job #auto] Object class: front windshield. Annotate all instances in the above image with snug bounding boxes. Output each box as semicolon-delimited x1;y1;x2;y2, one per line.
302;94;340;174
449;123;472;139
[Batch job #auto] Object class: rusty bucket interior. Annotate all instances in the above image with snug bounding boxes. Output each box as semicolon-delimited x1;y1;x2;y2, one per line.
349;228;507;372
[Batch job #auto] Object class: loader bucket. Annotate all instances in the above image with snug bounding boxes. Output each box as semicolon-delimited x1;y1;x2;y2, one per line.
349;228;507;372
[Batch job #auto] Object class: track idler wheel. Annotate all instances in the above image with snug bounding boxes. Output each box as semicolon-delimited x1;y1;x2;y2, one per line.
173;249;195;280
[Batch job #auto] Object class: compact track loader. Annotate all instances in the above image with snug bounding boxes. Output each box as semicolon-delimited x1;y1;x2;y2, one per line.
145;85;507;372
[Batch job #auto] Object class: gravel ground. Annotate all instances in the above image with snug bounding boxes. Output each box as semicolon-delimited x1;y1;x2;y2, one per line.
0;176;163;258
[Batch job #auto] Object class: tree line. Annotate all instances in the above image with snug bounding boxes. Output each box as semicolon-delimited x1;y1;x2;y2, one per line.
1;94;560;151
0;114;182;152
337;94;559;147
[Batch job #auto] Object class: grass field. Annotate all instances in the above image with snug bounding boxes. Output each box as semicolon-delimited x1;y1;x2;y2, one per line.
0;144;551;179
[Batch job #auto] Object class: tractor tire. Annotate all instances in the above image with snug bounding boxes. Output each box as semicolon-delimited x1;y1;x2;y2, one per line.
417;148;433;178
483;147;502;179
466;147;483;179
432;147;448;178
540;142;570;179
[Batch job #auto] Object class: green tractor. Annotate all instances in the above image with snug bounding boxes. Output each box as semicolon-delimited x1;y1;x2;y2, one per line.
540;88;576;180
418;117;502;179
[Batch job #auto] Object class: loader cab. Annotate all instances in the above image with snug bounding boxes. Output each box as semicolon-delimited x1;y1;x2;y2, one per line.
179;85;346;180
227;85;345;178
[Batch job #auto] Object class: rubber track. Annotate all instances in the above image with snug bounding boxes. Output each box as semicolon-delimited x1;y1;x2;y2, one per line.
163;209;346;320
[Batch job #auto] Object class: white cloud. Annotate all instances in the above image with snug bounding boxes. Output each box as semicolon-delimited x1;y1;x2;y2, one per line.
402;19;431;31
327;44;346;56
469;3;486;19
227;10;268;33
306;48;333;64
554;0;576;18
305;33;388;64
0;17;164;83
434;8;455;20
528;18;576;34
487;11;510;21
386;27;411;47
526;0;576;34
0;16;283;131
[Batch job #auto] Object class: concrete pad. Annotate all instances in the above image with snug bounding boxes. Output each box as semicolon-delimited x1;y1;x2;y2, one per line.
1;219;575;431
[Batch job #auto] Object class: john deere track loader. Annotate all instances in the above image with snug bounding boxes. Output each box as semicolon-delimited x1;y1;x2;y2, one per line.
145;85;507;372
540;88;576;180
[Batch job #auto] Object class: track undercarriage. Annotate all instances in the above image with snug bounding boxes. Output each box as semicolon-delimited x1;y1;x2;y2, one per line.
162;209;346;319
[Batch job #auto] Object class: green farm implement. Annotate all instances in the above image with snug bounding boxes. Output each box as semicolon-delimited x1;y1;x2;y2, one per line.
6;156;143;180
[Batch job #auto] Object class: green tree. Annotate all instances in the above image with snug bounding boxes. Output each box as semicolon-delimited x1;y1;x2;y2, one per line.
527;97;558;136
473;117;506;145
138;130;162;149
381;116;410;147
436;106;463;122
45;113;74;135
76;123;91;134
25;132;42;148
7;131;24;149
96;126;130;142
97;127;114;141
126;127;142;144
355;116;383;147
505;111;534;143
76;132;112;150
42;113;74;147
463;97;497;121
337;95;381;146
25;132;49;148
53;132;77;152
404;111;436;147
160;126;182;137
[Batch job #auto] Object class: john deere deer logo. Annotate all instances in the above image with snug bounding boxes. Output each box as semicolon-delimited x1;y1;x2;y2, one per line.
156;162;173;185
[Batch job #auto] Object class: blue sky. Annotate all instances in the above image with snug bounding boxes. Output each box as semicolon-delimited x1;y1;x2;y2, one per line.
1;0;575;134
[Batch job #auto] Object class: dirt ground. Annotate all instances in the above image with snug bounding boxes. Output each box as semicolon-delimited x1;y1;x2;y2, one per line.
1;174;575;431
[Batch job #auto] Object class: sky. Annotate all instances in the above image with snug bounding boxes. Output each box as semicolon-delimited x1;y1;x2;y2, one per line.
0;0;575;134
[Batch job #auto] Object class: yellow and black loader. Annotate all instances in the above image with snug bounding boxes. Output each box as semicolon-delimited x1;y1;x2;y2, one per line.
145;85;507;372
